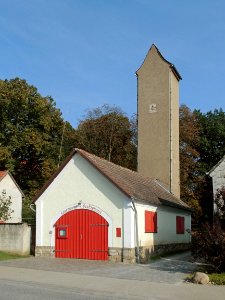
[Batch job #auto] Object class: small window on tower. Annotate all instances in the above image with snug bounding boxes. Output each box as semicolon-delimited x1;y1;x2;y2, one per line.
149;103;157;113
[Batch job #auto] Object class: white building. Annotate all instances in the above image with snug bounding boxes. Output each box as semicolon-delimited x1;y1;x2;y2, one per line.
0;170;24;223
208;155;225;213
34;45;192;262
34;148;191;262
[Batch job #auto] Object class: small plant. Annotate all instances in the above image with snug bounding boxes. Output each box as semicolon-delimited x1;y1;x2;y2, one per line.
192;218;225;272
0;190;14;221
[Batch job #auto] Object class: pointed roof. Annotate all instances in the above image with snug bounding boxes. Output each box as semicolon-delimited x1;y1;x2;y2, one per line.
208;155;225;176
0;170;25;197
136;44;182;81
33;148;190;211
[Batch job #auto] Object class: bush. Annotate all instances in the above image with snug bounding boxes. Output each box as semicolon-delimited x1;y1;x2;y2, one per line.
192;218;225;272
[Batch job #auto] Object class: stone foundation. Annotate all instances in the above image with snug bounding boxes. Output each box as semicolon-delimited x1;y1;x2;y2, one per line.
108;247;136;263
35;243;190;263
138;243;191;263
35;246;53;257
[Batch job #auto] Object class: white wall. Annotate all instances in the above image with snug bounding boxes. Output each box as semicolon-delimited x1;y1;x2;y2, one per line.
0;174;22;223
210;159;225;212
136;202;191;247
210;159;225;195
36;153;135;249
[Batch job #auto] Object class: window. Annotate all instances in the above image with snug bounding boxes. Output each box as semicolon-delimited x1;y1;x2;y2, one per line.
57;227;68;239
145;211;157;233
176;216;185;234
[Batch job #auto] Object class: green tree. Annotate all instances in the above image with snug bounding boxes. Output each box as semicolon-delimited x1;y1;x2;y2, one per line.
195;108;225;171
0;190;13;221
0;78;76;220
194;108;225;222
76;104;137;170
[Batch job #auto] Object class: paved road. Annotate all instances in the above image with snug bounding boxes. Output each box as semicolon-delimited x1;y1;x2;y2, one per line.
0;252;224;299
0;251;197;284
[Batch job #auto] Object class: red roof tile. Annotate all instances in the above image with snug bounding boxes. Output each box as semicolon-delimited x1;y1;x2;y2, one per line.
0;170;7;181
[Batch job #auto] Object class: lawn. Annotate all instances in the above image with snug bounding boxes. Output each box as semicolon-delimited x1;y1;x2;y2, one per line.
0;251;27;260
208;273;225;285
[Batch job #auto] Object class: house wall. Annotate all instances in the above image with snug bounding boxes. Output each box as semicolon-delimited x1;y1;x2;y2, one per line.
210;159;225;196
136;45;180;198
135;202;191;261
0;175;22;223
35;153;135;261
209;159;225;212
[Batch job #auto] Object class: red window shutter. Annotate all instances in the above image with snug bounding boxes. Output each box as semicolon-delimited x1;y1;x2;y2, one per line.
116;228;121;237
145;211;157;233
176;216;185;234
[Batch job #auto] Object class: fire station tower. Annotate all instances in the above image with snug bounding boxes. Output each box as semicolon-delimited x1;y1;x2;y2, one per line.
136;44;181;198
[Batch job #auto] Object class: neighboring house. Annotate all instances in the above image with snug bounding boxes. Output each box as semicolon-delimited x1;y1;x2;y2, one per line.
0;170;24;223
34;148;191;262
208;156;225;213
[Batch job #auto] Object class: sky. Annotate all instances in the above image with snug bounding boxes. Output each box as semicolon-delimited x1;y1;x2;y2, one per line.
1;0;225;127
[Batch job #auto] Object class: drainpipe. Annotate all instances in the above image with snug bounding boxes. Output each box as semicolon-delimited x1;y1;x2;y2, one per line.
30;203;36;212
131;197;140;263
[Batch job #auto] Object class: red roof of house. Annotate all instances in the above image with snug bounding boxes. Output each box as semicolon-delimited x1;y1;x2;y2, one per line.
0;170;8;181
33;148;190;211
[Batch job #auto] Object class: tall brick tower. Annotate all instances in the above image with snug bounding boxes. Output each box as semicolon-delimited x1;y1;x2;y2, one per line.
136;44;181;198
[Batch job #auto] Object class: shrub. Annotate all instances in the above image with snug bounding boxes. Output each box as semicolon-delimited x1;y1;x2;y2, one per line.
192;218;225;272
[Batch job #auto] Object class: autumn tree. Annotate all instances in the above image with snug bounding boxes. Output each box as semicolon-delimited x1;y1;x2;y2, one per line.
0;78;76;219
179;105;202;219
76;105;137;170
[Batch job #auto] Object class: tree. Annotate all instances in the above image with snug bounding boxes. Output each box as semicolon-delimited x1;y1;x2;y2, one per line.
76;104;137;170
215;186;225;218
192;219;225;272
195;108;225;171
179;105;202;219
0;78;76;219
194;108;225;222
0;190;13;221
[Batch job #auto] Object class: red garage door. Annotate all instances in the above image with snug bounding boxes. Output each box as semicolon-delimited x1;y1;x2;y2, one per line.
55;209;108;260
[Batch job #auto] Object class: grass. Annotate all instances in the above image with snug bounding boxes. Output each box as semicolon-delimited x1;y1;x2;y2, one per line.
0;251;28;260
208;273;225;285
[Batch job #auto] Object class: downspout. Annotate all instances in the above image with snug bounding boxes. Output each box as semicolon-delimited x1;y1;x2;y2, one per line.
30;203;36;212
131;197;140;263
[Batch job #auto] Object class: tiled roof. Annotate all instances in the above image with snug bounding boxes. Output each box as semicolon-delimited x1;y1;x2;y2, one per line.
0;170;7;181
33;148;190;211
78;149;190;211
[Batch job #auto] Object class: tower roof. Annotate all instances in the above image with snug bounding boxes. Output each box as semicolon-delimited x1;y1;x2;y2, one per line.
136;44;182;81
